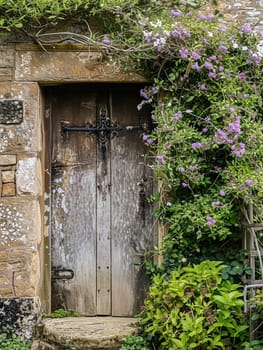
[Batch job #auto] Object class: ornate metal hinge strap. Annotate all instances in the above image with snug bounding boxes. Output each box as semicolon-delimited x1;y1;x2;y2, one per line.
61;105;148;159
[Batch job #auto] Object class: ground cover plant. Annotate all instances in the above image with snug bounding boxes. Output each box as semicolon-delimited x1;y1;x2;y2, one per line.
0;332;31;350
1;0;263;348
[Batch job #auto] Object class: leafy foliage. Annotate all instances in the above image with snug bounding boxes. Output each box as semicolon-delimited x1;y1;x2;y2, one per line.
44;308;81;318
140;261;248;349
0;333;31;350
120;335;150;350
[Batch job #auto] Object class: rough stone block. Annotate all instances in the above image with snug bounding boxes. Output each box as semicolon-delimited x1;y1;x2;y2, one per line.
0;297;41;340
31;340;56;350
0;274;9;286
2;182;16;196
0;154;17;165
40;317;138;350
0;99;23;124
0;287;13;297
0;199;41;247
0;250;8;260
0;45;15;67
2;170;15;183
0;83;41;153
16;157;41;196
0;68;12;81
13;269;39;297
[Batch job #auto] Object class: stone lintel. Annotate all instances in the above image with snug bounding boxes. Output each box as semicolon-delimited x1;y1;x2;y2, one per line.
15;45;148;83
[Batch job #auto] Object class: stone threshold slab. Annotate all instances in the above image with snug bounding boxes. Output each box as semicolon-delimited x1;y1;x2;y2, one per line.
32;317;139;350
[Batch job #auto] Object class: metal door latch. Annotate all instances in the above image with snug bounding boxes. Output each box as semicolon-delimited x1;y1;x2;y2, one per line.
52;266;74;281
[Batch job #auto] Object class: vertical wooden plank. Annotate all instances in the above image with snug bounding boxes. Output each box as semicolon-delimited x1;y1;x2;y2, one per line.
111;87;155;316
50;87;97;315
43;89;52;313
96;93;111;315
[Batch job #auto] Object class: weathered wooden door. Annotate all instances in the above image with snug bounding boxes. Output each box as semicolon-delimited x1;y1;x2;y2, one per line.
47;85;154;316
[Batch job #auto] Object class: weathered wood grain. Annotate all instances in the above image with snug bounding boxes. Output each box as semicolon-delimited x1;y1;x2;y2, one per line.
49;85;155;316
96;93;111;315
111;88;154;316
50;88;97;315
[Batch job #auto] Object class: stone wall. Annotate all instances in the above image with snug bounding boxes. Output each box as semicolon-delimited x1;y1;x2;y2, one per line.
0;45;43;338
206;0;263;33
0;42;146;339
0;0;262;339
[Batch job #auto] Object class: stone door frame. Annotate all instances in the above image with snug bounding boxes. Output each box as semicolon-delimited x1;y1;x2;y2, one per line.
21;44;151;312
0;43;162;313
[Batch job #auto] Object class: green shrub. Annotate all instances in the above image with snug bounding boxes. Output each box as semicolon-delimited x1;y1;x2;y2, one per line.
140;261;248;349
0;333;31;350
120;335;150;350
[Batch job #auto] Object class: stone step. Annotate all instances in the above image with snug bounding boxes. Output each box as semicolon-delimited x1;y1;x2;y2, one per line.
32;317;139;350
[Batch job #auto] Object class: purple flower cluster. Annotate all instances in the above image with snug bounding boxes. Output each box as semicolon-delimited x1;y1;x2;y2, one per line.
192;62;201;72
179;48;189;59
171;10;182;18
101;37;111;45
191;51;201;60
179;166;185;173
171;26;191;40
214;115;245;157
140;88;149;99
212;201;221;206
204;61;213;70
199;13;215;22
143;134;153;145
241;23;252;35
173;111;183;121
206;216;216;226
245;179;253;187
191;142;203;149
231;143;245;157
156;155;166;165
219;190;225;197
140;86;158;100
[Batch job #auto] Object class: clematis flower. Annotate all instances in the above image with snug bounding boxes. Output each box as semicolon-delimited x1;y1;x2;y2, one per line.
204;61;213;70
171;10;182;17
156;155;165;165
192;51;201;60
212;201;221;206
179;166;185;173
218;44;228;53
245;179;253;187
242;23;252;34
173;111;183;121
219;190;226;196
179;48;189;59
102;37;111;45
192;142;203;149
206;216;216;226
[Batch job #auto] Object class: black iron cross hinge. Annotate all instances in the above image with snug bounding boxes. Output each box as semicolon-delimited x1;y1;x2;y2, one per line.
61;105;147;159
